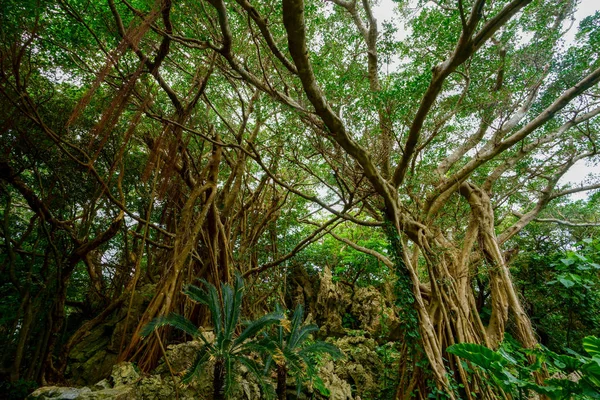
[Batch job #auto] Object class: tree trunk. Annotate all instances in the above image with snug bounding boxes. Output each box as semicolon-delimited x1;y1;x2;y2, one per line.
10;291;32;382
213;360;226;400
387;183;543;398
277;365;287;400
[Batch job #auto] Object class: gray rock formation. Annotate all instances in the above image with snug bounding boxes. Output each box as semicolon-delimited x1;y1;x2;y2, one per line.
316;267;351;336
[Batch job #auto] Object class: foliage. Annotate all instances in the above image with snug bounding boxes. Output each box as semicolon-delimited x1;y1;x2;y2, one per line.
376;342;402;400
0;379;38;400
513;237;600;351
260;303;342;399
2;0;600;396
448;335;600;399
141;274;282;399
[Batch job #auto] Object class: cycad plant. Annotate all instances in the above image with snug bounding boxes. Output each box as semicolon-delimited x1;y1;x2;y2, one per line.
262;304;343;400
141;274;282;400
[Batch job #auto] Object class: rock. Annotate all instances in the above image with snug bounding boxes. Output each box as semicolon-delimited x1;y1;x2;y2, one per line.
67;326;117;386
288;265;318;315
135;375;178;400
28;386;91;399
319;361;353;400
28;384;136;399
67;284;155;386
154;333;215;375
92;379;111;391
350;287;398;335
316;267;351;336
110;362;139;386
86;386;136;399
332;336;384;398
230;363;263;400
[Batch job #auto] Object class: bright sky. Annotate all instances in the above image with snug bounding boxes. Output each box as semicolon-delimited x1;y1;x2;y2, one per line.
371;0;600;200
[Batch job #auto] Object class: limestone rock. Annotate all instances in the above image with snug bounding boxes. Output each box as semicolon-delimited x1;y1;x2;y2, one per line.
93;379;111;391
85;386;136;399
67;326;117;386
28;386;91;399
350;287;398;335
332;335;384;398
27;386;135;399
154;335;213;376
67;284;155;386
135;375;178;400
319;361;353;400
316;267;351;336
110;362;139;387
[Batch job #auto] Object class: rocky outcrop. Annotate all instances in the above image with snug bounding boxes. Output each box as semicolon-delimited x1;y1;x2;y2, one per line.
28;363;139;399
350;286;399;337
28;385;135;400
32;279;394;400
318;360;353;400
67;284;156;386
332;336;384;399
315;267;351;336
29;339;262;400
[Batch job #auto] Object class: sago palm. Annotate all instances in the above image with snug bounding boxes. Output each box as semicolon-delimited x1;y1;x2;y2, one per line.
141;274;282;399
261;304;342;400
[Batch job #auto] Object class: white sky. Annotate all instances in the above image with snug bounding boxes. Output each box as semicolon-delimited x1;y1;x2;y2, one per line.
372;0;600;200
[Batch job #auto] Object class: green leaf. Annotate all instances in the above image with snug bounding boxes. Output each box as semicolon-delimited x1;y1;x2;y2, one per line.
447;343;509;370
233;311;282;348
553;354;583;371
313;376;330;397
181;345;211;384
584;336;600;357
582;357;600;388
140;313;198;338
558;277;575;288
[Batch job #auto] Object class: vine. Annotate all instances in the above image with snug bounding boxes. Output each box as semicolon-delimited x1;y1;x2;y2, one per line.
383;219;420;346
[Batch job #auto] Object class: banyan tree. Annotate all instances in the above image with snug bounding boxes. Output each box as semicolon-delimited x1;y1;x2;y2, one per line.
1;0;599;398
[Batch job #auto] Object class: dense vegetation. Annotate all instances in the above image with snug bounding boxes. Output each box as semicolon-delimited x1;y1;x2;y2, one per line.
1;0;599;398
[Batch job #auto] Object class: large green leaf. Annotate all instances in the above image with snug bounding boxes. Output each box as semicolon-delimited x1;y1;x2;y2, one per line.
584;336;600;357
582;357;600;386
223;274;244;341
447;343;510;370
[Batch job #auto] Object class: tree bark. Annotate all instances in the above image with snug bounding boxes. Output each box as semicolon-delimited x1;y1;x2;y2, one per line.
277;365;287;400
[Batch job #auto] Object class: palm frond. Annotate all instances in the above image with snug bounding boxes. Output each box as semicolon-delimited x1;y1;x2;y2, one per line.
183;283;209;305
263;354;273;376
204;280;223;338
282;347;305;373
140;313;199;338
287;304;304;348
273;303;286;346
184;280;224;339
181;344;211;384
289;324;319;349
233;311;283;348
299;341;343;359
236;340;276;356
236;355;275;399
223;274;244;340
222;282;235;340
